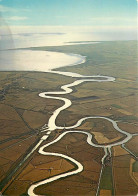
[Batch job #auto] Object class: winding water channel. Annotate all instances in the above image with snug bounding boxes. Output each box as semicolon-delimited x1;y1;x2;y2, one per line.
27;52;136;196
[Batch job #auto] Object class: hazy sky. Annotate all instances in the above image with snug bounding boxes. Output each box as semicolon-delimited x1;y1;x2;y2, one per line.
0;0;137;26
0;0;137;49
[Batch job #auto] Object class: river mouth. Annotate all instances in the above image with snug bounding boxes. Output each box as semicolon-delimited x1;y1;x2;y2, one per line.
0;49;85;72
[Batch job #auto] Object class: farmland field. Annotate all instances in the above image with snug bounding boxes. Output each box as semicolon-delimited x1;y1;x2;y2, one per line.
0;41;137;195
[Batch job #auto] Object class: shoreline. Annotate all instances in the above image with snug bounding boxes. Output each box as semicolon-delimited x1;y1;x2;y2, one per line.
0;49;86;73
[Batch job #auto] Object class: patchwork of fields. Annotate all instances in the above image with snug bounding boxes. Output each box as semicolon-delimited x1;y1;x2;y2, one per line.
0;41;137;195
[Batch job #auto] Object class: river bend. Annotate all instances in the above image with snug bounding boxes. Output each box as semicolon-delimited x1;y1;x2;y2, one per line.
27;52;135;196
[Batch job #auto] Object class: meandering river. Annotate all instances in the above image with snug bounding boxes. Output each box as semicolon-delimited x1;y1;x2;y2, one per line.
24;50;136;196
0;46;135;196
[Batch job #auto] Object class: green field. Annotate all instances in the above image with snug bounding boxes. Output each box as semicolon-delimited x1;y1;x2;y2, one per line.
99;166;113;190
133;161;138;172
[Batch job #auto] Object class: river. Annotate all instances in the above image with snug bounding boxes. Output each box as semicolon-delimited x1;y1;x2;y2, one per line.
0;46;136;196
25;51;136;196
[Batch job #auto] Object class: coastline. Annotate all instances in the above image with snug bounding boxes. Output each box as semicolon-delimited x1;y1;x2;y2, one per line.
0;49;86;73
